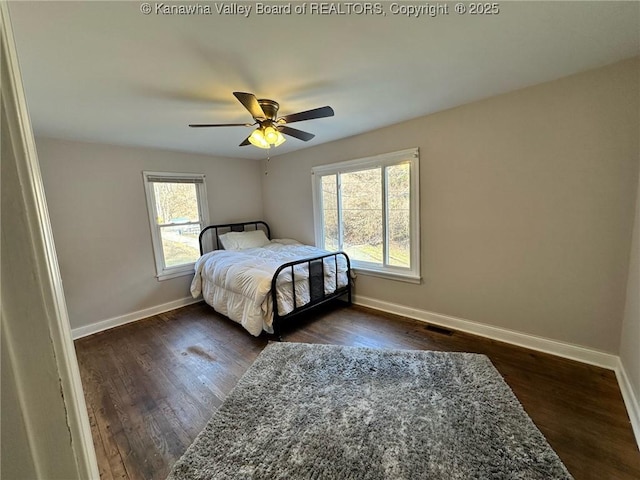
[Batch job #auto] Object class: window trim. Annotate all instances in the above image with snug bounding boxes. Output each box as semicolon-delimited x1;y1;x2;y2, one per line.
142;171;210;281
311;148;420;283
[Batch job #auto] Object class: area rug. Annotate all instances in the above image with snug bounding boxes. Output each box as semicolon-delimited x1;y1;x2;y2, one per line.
168;342;573;479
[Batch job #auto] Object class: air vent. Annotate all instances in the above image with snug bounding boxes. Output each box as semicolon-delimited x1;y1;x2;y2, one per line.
426;325;454;336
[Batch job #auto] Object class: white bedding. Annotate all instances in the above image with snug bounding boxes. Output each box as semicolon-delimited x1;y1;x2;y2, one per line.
190;240;349;336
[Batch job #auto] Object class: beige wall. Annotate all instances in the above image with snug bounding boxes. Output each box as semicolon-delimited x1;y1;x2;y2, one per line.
35;138;263;330
263;58;640;353
620;165;640;406
33;59;639;354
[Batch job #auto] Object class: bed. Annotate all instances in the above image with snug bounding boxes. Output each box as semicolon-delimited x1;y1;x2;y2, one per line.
190;221;352;338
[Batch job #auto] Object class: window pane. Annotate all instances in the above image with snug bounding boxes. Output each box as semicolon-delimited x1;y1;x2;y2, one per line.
387;164;411;268
160;225;200;267
341;168;382;264
153;182;201;267
152;183;200;224
321;175;339;251
312;148;419;281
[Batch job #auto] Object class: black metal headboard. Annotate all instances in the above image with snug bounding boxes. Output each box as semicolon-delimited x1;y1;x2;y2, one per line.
198;221;271;255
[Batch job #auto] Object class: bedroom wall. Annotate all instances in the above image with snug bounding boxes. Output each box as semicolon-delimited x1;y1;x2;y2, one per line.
620;163;640;417
35;138;263;331
262;57;640;354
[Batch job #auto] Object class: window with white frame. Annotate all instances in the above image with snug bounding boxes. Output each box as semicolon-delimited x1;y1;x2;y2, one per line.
143;171;209;280
312;148;420;283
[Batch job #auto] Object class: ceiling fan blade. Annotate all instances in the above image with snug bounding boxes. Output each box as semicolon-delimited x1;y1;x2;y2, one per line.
239;136;251;146
233;92;266;119
278;125;315;142
279;106;334;124
189;123;253;127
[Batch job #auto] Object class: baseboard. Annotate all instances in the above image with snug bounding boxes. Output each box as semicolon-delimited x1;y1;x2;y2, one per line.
615;360;640;451
71;297;201;340
353;295;619;370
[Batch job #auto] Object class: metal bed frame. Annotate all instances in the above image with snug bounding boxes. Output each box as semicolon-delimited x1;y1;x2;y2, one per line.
198;221;352;338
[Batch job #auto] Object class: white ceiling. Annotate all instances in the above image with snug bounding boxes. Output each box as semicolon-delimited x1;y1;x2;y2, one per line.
8;1;640;160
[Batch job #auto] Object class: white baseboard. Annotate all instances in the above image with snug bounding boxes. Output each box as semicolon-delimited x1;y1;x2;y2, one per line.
71;296;201;340
615;360;640;451
354;295;619;370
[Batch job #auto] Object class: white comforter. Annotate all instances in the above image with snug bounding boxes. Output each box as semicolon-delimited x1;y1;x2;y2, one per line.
190;241;349;336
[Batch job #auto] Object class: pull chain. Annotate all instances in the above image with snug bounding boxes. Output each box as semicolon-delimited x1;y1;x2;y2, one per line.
265;149;270;176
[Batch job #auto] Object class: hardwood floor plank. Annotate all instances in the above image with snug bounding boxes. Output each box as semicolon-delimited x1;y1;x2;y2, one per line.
75;302;640;480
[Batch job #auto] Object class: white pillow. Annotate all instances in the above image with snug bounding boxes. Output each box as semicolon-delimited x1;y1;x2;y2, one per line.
218;230;270;250
271;238;302;246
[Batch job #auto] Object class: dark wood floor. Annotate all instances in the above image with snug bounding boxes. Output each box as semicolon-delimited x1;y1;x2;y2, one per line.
75;301;640;480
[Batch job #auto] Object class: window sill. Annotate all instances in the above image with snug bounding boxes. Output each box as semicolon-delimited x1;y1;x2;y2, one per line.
156;267;195;281
353;267;421;284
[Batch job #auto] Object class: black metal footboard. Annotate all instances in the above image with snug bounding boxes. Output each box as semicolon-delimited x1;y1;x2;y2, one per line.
270;252;352;339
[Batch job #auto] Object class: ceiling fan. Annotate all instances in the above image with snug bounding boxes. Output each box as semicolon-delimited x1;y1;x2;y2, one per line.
189;92;334;149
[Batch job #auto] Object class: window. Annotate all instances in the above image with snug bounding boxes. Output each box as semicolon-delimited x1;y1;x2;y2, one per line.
312;148;420;283
143;171;209;280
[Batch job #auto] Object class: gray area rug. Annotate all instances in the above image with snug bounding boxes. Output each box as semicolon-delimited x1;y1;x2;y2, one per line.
168;342;573;479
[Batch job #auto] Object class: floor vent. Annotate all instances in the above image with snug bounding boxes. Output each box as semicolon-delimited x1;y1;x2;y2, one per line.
426;325;454;336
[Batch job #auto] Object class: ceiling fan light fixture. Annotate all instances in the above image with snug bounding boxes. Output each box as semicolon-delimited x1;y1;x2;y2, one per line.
264;126;279;144
249;126;286;149
248;128;270;149
265;126;286;147
273;131;286;147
